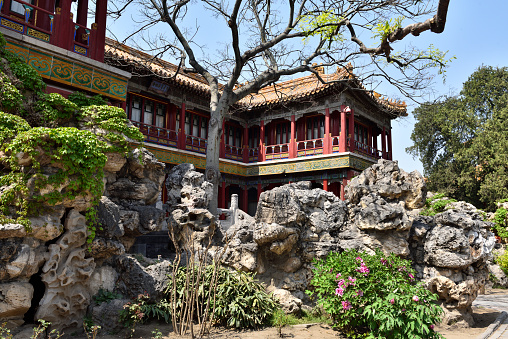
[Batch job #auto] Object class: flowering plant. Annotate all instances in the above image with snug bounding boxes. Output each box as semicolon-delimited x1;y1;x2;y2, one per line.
306;249;443;338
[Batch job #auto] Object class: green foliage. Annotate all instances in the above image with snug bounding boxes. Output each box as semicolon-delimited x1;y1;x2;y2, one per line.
372;17;404;41
119;292;171;337
493;208;508;241
93;288;123;305
1;51;45;94
270;307;330;327
408;66;508;210
0;322;13;339
0;111;31;144
307;249;443;338
68;91;107;108
494;250;508;276
299;11;345;43
35;93;78;126
0;71;23;113
165;264;277;329
420;193;457;216
0;124;108;241
78;105;144;153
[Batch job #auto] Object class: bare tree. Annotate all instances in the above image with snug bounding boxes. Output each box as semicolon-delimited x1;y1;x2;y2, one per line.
109;0;450;214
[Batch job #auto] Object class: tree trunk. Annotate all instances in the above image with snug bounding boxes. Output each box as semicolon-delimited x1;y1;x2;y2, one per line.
205;102;226;215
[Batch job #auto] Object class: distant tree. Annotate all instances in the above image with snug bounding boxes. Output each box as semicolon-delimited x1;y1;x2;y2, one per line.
111;0;451;213
407;66;508;209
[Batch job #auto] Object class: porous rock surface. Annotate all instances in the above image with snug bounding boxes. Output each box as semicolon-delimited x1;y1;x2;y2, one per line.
218;160;495;325
0;146;166;331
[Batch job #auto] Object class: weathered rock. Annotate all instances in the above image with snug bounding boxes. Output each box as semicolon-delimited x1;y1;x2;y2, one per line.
107;177;161;205
0;282;33;326
96;196;124;239
346;159;426;209
488;263;508;287
165;163;212;209
111;254;170;301
35;209;96;330
268;287;302;314
90;298;129;334
104;152;127;173
88;265;119;297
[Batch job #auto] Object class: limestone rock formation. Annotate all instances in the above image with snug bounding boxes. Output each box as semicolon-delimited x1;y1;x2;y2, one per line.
35;209;95;329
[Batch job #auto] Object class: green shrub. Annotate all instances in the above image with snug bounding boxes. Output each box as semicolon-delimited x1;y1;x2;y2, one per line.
307;249;443;338
119;292;171;337
165;265;277;328
35;93;78;126
0;71;23;113
68;91;107;107
493;207;508;241
93;289;123;305
494;250;508;276
421;193;456;216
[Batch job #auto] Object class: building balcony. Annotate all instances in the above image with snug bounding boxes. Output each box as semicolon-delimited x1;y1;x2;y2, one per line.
0;0;107;62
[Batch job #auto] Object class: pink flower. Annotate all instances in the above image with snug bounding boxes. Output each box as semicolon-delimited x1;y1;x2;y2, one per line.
337;279;346;287
356;263;370;275
430;324;435;330
336;273;342;278
390;298;395;304
413;295;419;302
408;273;414;280
356;256;363;262
356;290;363;297
380;258;387;265
335;287;344;296
341;300;352;310
348;276;356;283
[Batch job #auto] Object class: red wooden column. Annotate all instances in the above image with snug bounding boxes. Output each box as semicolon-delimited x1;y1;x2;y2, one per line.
290;115;296;158
38;0;56;32
324;108;331;154
388;128;393;160
339;106;347;152
220;181;227;209
259;120;265;162
120;101;127;111
92;0;107;62
381;127;387;159
54;0;73;50
257;183;263;200
323;179;328;191
1;0;12;16
220;120;226;158
348;108;355;153
243;124;249;163
76;0;88;27
178;104;186;149
242;186;248;212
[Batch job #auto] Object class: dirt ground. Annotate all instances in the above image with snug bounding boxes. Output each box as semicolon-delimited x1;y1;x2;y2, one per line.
25;289;506;339
60;305;501;339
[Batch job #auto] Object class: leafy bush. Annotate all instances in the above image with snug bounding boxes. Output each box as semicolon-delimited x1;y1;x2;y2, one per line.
119;292;171;337
494;250;508;276
93;289;123;305
165;265;277;329
493;207;508;241
68;91;107;107
421;193;456;216
307;249;443;338
35;93;78;126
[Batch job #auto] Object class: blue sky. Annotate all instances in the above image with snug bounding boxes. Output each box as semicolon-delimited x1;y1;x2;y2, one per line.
108;1;508;175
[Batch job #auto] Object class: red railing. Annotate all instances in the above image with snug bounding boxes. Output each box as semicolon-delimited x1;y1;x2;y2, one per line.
131;121;178;147
248;147;259;162
331;136;340;153
0;0;95;59
264;143;289;161
185;135;207;154
296;138;323;157
225;144;242;161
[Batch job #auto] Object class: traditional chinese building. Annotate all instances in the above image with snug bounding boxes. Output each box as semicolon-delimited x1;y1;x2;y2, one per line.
0;0;129;104
0;3;406;216
105;40;406;215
